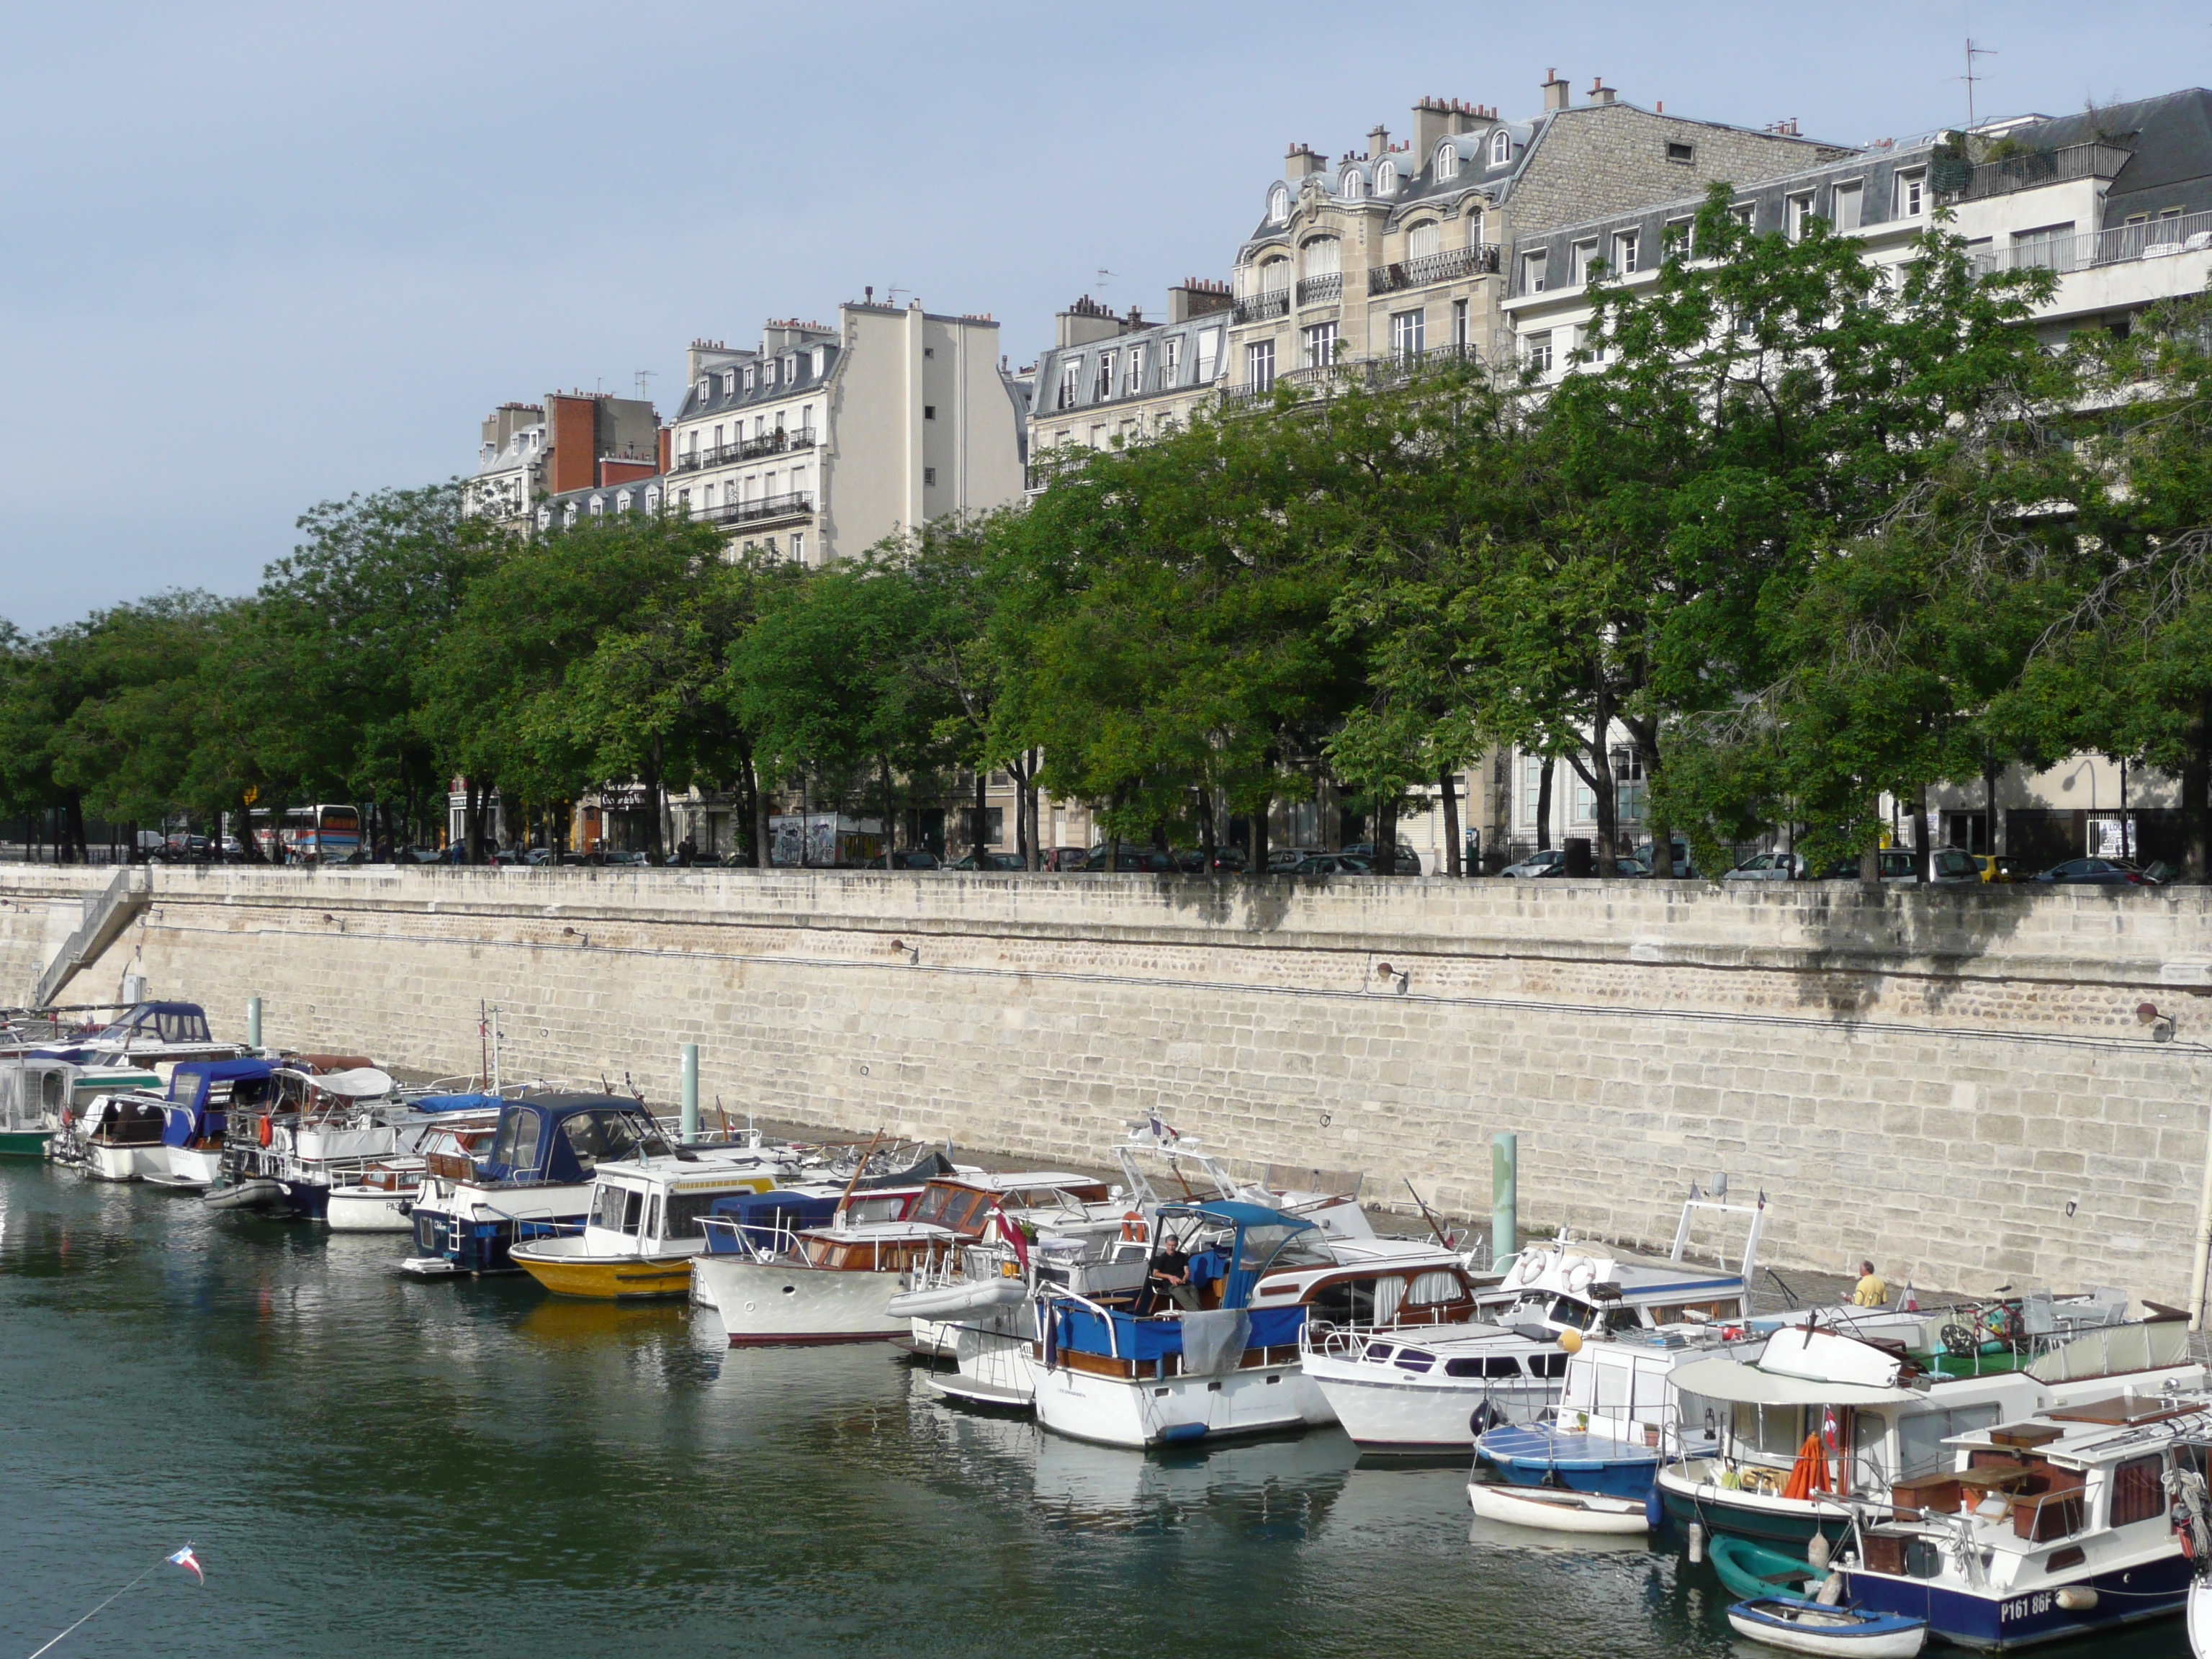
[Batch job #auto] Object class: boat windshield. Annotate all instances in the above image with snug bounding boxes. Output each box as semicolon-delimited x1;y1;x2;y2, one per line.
562;1110;669;1171
1236;1223;1330;1276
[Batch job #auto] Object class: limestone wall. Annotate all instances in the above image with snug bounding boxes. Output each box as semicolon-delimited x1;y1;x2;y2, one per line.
6;862;2209;1303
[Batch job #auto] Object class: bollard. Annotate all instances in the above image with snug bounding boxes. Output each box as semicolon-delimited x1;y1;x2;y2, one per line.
1491;1131;1518;1266
247;995;263;1051
680;1043;700;1143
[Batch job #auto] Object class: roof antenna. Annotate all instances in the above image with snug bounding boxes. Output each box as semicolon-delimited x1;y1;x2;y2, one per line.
1959;26;1997;132
633;369;655;401
1095;267;1116;292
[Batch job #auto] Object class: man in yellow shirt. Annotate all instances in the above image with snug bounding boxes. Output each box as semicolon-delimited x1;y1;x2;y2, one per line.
1851;1260;1889;1307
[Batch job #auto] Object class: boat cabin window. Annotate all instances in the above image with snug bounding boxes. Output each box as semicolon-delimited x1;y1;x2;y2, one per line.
1393;1349;1434;1372
40;1070;65;1112
1308;1277;1378;1326
1677;1388;1719;1440
1373;1277;1406;1326
561;1110;667;1172
1594;1364;1631;1411
844;1195;908;1226
1897;1405;2000;1479
157;1010;210;1043
492;1110;544;1172
2111;1455;2163;1527
662;1189;739;1241
1529;1352;1569;1380
909;1184;996;1230
1444;1354;1524;1379
1548;1296;1597;1331
645;1195;662;1239
1237;1225;1329;1275
1408;1269;1465;1305
1732;1402;1804;1459
591;1185;631;1230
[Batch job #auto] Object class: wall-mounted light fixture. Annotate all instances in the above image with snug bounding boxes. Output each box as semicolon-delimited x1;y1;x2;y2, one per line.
2138;1000;2177;1043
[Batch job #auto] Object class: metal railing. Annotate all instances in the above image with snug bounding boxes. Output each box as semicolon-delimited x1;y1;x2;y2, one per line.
701;490;812;527
671;429;817;475
1232;289;1290;323
1219;341;1484;412
1367;244;1501;295
1941;140;2135;203
1970;207;2212;277
1296;273;1342;306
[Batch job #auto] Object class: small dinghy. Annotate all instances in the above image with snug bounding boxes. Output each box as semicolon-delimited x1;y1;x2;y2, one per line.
1726;1597;1925;1658
1710;1534;1828;1601
202;1177;285;1212
1465;1480;1651;1534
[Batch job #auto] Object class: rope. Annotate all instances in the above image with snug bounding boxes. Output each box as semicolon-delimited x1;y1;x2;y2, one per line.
26;1556;169;1659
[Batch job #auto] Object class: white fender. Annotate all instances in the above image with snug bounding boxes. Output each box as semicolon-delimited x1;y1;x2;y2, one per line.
886;1277;1026;1321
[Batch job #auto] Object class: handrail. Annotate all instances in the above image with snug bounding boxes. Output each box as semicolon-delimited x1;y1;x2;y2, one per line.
32;866;148;1010
1969;207;2212;278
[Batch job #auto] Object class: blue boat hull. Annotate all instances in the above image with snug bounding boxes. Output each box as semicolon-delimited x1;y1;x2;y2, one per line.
1843;1557;2190;1650
411;1208;580;1273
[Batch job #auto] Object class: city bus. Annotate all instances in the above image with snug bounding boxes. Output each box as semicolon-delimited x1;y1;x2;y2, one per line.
253;804;362;863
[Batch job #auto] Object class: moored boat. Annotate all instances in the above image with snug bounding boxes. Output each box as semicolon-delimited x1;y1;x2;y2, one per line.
1464;1479;1653;1534
1725;1599;1926;1658
509;1157;789;1299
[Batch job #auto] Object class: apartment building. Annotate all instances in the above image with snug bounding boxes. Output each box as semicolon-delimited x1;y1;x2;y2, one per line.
1496;88;2212;867
650;297;1026;567
1027;283;1234;470
470;392;662;528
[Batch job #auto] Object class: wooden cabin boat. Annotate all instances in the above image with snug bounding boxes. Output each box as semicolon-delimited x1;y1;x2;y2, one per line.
508;1159;791;1299
690;1172;1102;1345
325;1105;501;1231
1839;1395;2211;1650
1658;1316;2203;1550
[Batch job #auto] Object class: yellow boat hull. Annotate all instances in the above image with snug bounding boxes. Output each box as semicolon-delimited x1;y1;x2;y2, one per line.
509;1244;698;1301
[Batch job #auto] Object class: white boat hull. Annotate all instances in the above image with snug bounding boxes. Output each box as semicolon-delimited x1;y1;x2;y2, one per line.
2190;1576;2212;1659
326;1186;413;1232
1031;1357;1330;1449
1466;1480;1650;1534
1304;1354;1551;1449
1725;1604;1925;1658
691;1254;909;1345
86;1142;163;1182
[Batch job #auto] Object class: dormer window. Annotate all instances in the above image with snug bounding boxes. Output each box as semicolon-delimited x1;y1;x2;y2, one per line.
783;354;797;382
1437;145;1460;181
811;346;826;377
1372;162;1396;197
744;367;756;392
589;494;605;516
1268;184;1290;222
723;372;737;395
696;379;709;404
1491;129;1511;166
763;361;778;387
644;485;661;512
536;505;552;531
1341;167;1365;202
616;489;632;511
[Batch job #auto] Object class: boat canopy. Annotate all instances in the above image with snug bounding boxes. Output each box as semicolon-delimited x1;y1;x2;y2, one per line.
1157;1200;1323;1308
412;1092;504;1113
95;1002;213;1046
163;1057;278;1146
1669;1354;1921;1408
480;1093;669;1184
1160;1200;1316;1231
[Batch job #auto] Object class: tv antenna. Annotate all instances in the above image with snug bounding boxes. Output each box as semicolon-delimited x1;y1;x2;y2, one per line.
1959;36;1996;132
1095;267;1116;292
634;369;655;401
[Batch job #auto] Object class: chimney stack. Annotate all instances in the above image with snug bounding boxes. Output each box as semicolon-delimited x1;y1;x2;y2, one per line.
1367;124;1390;161
1167;279;1233;324
1285;142;1324;182
1411;97;1453;156
1542;69;1571;113
1588;76;1617;106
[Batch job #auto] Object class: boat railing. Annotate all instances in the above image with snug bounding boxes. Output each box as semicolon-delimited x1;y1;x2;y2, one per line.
698;1216;803;1262
1043;1287;1124;1360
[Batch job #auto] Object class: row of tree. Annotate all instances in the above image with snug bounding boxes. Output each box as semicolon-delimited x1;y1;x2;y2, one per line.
6;187;2212;876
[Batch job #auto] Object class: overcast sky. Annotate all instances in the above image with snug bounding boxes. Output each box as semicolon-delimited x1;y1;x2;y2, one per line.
3;1;2206;631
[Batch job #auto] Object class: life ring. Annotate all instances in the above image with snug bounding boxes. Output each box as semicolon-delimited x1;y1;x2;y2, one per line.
256;1115;273;1148
1511;1251;1545;1287
1120;1210;1147;1243
1568;1261;1598;1294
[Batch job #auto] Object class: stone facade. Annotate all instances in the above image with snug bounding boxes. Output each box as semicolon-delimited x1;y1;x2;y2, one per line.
8;864;2208;1304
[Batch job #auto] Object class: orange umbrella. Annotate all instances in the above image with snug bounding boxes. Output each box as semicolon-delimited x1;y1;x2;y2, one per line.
1782;1433;1834;1501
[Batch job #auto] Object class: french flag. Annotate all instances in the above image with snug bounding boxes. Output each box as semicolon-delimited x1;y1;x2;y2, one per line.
168;1546;204;1585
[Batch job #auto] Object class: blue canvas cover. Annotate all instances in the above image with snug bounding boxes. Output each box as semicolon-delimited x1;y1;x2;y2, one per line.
479;1093;662;1184
1048;1299;1305;1361
703;1190;842;1253
410;1092;503;1113
162;1057;275;1146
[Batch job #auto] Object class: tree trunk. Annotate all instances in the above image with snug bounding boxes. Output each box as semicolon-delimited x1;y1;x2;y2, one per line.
1199;788;1216;872
237;789;265;863
1025;751;1041;871
972;768;989;860
1910;785;1931;885
1439;768;1462;877
2185;698;2211;883
1249;791;1270;875
1013;759;1030;866
1374;797;1398;875
1984;755;2002;858
1534;757;1555;852
879;753;896;859
65;790;90;864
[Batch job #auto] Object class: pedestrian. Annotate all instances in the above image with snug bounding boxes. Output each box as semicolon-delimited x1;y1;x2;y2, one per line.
1850;1259;1888;1308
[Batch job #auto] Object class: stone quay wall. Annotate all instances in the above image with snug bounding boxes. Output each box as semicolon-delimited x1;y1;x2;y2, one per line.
6;863;2211;1304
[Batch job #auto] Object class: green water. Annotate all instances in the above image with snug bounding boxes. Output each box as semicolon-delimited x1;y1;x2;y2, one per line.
0;1164;2175;1658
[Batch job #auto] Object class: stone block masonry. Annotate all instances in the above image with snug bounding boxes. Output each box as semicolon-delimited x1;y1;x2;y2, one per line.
6;864;2209;1304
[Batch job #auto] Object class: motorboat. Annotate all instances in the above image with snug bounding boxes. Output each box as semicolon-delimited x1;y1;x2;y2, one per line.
325;1101;503;1231
1463;1480;1653;1535
206;1060;405;1217
1658;1312;2203;1550
1030;1200;1339;1449
691;1171;1100;1344
0;1054;163;1159
145;1058;284;1187
1838;1393;2212;1650
401;1094;802;1275
13;1000;241;1069
508;1157;794;1299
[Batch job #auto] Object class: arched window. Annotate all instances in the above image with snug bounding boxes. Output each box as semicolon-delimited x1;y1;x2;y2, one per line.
1340;166;1364;202
1372;162;1396;197
1259;253;1291;294
1491;129;1511;166
1436;145;1460;181
1302;237;1341;276
1267;184;1290;223
1408;221;1440;261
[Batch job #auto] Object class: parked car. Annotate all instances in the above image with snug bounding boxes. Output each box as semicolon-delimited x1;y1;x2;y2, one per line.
394;845;446;865
1724;851;1808;882
2031;855;2165;886
869;849;943;870
1041;847;1091;871
1266;847;1325;872
1202;848;1249;872
948;850;1026;871
1632;839;1699;879
1972;854;2028;883
1081;844;1179;873
1283;853;1372;876
1341;840;1422;874
1814;847;1980;886
1611;855;1652;876
1498;848;1566;878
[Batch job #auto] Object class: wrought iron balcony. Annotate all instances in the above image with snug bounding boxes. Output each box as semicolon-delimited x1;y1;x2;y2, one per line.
1940;140;2134;204
1968;207;2212;277
1367;244;1501;296
1296;273;1343;306
671;428;817;475
1232;289;1291;324
701;490;813;527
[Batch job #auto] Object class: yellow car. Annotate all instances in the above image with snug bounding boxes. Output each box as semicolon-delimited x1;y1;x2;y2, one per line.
1972;854;2026;884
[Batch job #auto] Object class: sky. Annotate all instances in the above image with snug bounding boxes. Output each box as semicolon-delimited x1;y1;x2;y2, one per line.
2;1;2207;632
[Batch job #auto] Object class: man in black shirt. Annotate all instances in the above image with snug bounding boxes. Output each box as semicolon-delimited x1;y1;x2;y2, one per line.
1148;1241;1200;1311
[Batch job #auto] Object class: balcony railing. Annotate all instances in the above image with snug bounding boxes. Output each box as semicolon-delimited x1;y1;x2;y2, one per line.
1296;273;1342;306
1218;342;1483;411
1969;207;2212;278
701;490;813;527
1941;140;2135;204
671;428;817;475
1367;244;1501;295
1232;289;1291;324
